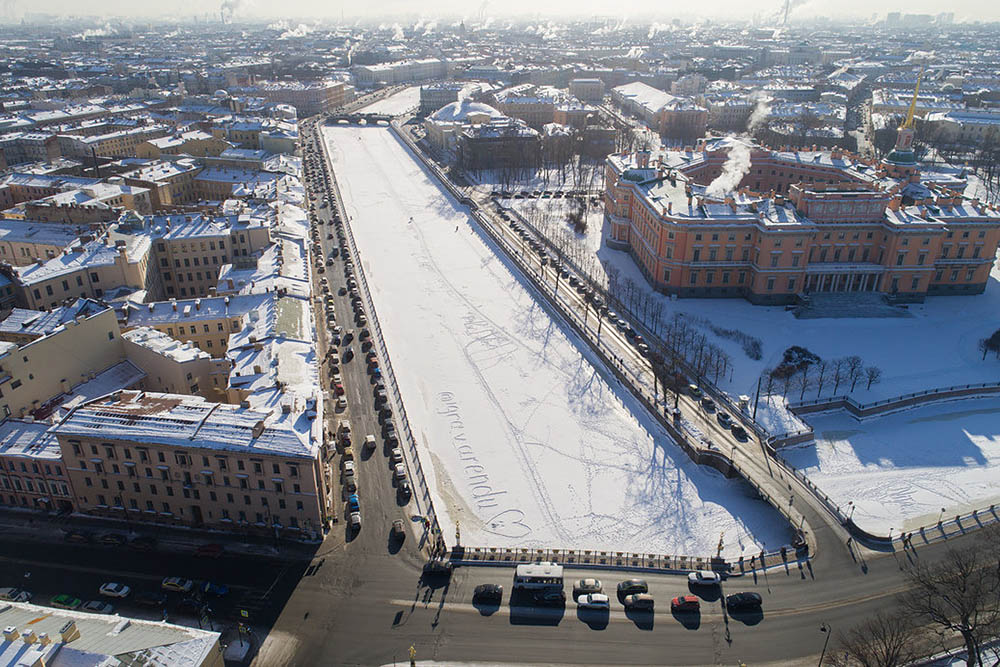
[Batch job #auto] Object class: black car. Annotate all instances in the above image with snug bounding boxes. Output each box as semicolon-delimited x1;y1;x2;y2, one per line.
135;591;168;607
64;530;92;544
616;579;648;596
98;532;127;546
726;592;763;610
423;560;454;576
531;590;566;606
343;349;354;362
731;424;749;441
128;536;158;552
398;479;412;499
473;584;503;603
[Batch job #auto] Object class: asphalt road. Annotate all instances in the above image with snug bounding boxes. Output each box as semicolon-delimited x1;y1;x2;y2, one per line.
0;534;306;635
251;117;985;666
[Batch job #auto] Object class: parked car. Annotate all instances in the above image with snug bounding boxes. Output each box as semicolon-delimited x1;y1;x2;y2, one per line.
617;579;648;596
687;570;722;586
0;587;31;602
393;463;408;481
671;594;700;612
717;411;732;428
473;584;503;603
391;519;405;539
624;593;655;610
342;460;355;477
398;479;412;499
161;577;195;593
98;583;131;598
50;594;82;610
363;435;376;452
531;590;566;606
194;543;225;559
81;600;114;614
731;424;749;441
98;533;127;546
390;447;403;464
350;512;362;529
700;396;716;411
128;536;158;552
63;530;91;544
201;581;229;597
726;592;763;610
573;578;603;597
687;384;702;398
135;591;168;607
347;494;360;513
577;593;611;610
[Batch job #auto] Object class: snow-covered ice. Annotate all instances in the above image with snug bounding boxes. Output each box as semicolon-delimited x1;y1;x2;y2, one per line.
324;126;791;557
782;397;1000;533
358;86;421;116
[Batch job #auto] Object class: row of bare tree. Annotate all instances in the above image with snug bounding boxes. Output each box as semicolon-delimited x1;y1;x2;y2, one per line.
831;525;1000;666
759;355;883;402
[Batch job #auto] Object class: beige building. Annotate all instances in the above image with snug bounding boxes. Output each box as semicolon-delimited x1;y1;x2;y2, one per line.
0;219;81;266
135;130;233;160
0;300;134;419
14;234;156;310
122;327;231;403
52;390;326;536
0;419;74;513
119;293;272;359
0;604;223;667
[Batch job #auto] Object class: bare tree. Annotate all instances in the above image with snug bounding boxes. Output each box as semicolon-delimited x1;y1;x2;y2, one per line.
979;338;990;361
794;368;813;401
900;543;1000;667
830;611;921;667
815;360;829;398
847;355;865;392
864;366;883;391
831;357;848;394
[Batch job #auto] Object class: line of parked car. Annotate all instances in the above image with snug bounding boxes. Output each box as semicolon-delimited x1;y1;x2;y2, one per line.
1;576;229;616
470;571;763;617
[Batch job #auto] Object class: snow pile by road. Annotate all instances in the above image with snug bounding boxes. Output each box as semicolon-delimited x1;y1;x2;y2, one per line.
324;126;791;557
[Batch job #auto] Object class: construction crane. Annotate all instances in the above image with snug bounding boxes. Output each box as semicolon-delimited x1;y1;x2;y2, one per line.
901;66;925;130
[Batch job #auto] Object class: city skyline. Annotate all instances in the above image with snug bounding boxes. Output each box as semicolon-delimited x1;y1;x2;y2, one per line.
2;0;996;23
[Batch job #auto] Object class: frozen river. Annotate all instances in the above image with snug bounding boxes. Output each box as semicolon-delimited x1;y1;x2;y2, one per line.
323;125;791;556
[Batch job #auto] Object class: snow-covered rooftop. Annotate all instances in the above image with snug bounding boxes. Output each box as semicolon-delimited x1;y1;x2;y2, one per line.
53;390;316;459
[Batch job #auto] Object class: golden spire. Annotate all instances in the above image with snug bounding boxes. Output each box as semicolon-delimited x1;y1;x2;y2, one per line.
902;66;925;130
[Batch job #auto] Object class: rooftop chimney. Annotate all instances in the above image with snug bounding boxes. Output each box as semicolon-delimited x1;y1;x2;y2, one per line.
3;627;18;642
21;629;36;644
59;620;79;643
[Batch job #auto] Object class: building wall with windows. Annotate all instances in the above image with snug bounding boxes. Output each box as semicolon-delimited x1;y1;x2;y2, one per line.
52;391;325;536
0;304;125;419
0;419;75;513
604;145;1000;305
122;327;230;403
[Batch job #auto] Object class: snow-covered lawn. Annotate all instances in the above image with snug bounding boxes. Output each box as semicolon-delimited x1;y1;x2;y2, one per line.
324;125;791;557
781;397;1000;533
358;86;421;115
502;198;1000;435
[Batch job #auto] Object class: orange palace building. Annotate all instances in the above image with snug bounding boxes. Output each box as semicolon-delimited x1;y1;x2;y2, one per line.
604;137;1000;305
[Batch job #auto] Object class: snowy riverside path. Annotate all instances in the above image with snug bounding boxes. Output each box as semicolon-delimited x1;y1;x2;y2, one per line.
324;126;791;556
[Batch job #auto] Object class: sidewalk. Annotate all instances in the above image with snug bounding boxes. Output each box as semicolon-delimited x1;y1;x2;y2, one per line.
0;508;320;561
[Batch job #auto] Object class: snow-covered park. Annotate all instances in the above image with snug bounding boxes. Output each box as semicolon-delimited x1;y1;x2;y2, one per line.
358;86;421;116
504;196;1000;530
782;397;1000;533
324;125;792;557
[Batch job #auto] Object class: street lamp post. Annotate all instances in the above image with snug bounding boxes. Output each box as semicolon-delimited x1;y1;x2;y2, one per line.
818;623;832;666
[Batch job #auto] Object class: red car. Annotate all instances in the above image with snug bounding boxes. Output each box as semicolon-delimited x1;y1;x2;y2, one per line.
194;543;225;559
334;384;345;396
671;595;700;612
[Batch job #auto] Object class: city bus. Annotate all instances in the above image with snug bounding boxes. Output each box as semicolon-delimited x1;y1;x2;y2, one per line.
512;562;564;592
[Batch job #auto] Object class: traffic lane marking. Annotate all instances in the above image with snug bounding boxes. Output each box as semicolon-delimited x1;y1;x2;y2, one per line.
388;582;907;623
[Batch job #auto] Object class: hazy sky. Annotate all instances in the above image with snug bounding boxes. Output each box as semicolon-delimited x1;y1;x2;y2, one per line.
11;0;1000;22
